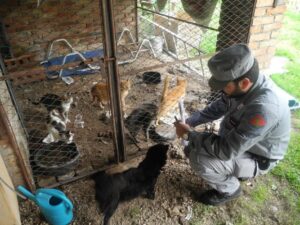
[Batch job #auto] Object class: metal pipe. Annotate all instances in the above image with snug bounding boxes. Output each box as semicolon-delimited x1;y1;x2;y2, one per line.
124;53;213;76
119;39;156;65
100;0;126;163
44;38;76;62
162;31;169;52
137;7;219;32
117;28;135;46
140;15;205;53
198;50;206;81
135;0;139;43
184;43;190;67
172;36;179;59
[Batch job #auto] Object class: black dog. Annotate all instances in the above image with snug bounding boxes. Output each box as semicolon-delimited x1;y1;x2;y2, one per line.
92;143;169;225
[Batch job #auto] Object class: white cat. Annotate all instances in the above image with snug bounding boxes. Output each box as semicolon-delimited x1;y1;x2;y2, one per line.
43;109;74;144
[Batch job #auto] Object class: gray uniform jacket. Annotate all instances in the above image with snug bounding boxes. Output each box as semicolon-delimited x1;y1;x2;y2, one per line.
186;74;291;161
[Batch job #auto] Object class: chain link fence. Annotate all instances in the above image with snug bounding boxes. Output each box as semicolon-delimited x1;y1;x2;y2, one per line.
0;0;255;188
0;38;114;187
115;0;254;150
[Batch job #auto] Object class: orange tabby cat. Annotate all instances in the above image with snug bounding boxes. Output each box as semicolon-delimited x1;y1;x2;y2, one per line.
155;76;187;125
91;79;131;110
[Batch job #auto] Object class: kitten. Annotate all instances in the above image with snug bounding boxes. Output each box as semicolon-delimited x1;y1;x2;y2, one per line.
43;109;74;144
155;76;187;125
31;93;73;123
125;103;172;143
91;80;131;110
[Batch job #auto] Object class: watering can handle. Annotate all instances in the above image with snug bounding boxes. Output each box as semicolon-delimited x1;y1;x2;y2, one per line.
40;189;73;211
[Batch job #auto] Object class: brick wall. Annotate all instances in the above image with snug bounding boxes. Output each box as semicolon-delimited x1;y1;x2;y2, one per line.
0;0;136;61
248;0;286;69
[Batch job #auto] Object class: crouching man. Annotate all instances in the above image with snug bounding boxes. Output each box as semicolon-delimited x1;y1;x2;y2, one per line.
174;44;291;206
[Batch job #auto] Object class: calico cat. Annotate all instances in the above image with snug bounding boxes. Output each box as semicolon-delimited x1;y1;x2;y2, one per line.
31;93;73;122
43;109;74;144
91;79;131;110
155;76;187;125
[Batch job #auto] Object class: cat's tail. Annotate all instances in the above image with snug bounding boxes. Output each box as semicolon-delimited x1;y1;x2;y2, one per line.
155;76;171;125
161;75;170;101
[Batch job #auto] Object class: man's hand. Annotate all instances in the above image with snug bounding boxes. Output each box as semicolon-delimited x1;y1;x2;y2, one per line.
174;120;193;138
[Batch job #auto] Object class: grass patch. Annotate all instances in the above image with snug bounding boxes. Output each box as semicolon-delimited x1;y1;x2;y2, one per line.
271;62;300;100
250;184;270;204
233;214;251;225
190;204;214;225
272;132;300;194
270;10;300;199
270;9;300;216
128;206;141;219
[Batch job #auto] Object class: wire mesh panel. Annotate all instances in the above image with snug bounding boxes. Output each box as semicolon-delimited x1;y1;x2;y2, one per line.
0;64;117;186
0;6;117;187
113;0;255;151
0;0;256;187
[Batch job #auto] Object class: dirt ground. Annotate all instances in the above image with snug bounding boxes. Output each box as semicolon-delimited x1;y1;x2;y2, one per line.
19;140;299;225
11;52;212;187
17;52;299;225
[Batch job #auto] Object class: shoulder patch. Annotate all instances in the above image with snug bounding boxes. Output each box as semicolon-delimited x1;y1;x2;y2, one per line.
249;114;266;127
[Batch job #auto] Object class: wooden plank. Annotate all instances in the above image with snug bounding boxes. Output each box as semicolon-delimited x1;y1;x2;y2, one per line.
0;154;22;225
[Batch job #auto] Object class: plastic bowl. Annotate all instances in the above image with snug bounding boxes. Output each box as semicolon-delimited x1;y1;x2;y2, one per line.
34;141;80;176
142;71;161;84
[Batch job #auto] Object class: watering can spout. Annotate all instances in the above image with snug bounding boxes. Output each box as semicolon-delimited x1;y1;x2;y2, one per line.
17;185;36;202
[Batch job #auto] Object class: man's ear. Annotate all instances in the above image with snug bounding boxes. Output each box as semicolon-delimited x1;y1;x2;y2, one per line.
239;78;251;90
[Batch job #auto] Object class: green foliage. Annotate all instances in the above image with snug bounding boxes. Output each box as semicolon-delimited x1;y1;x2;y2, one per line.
272;10;300;101
272;133;300;193
271;63;300;100
199;30;217;54
269;12;300;219
271;10;300;197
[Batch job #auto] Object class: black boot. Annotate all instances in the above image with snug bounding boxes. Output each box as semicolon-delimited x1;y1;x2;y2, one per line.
197;186;242;206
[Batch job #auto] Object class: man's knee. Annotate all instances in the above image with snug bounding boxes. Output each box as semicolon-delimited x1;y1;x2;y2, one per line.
192;155;220;176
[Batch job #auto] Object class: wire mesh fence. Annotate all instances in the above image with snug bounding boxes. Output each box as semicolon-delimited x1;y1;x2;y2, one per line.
0;71;118;186
115;0;254;149
0;34;117;187
0;0;256;187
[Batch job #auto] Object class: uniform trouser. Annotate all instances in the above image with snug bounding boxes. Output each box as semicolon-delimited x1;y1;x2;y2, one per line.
189;151;279;194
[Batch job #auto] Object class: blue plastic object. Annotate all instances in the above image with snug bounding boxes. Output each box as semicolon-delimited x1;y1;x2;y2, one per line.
42;49;103;78
17;186;73;225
